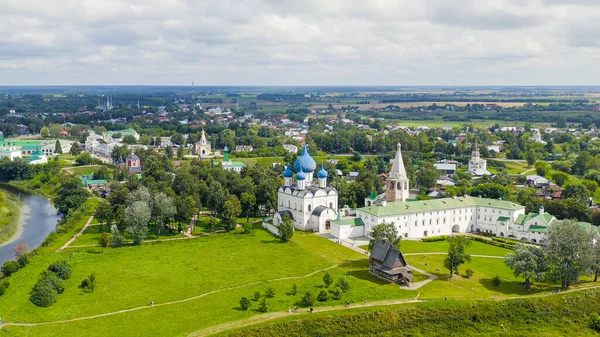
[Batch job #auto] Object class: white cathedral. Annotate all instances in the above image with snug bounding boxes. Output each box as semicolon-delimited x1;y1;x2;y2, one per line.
467;139;491;176
273;146;339;232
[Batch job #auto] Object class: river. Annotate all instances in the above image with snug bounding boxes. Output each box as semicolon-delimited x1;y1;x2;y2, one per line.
0;185;60;265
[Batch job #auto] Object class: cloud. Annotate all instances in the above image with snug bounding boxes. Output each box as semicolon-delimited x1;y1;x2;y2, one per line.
1;0;600;85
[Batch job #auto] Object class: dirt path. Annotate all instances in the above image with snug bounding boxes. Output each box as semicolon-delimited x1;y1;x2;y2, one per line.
190;297;423;337
56;215;94;252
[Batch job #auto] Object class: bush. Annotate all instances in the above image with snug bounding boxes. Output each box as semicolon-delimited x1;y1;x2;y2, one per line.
265;287;275;298
41;273;65;294
0;280;8;296
590;313;600;332
1;260;20;277
253;291;261;301
465;269;474;278
336;276;350;293
323;272;333;288
290;284;298;295
17;253;30;267
421;235;449;242
492;275;502;287
258;298;268;313
48;261;71;280
30;282;57;307
317;289;328;302
302;291;315;307
240;297;251;311
79;273;96;293
331;287;343;300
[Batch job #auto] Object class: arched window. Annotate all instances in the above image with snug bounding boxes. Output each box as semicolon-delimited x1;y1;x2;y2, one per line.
308;204;312;212
329;202;333;208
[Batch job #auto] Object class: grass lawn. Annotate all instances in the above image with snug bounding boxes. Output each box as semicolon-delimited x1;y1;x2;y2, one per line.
0;189;20;244
67;165;101;175
361;238;512;257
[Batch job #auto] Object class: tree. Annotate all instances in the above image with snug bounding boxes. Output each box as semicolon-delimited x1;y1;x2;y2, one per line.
552;172;569;187
111;145;131;164
258;297;268;312
110;224;124;246
545;219;594;289
562;182;590;204
99;233;110;252
291;284;298;295
240;192;256;223
370;222;401;249
54;140;62;154
94;200;113;232
525;151;537;167
573;151;592;175
40;126;49;138
443;236;472;277
54;176;89;217
151;192;177;238
75;152;94;166
2;260;20;277
336;276;350;293
279;213;294;243
253;291;261;301
265;287;275;298
206;216;219;233
14;243;29;259
504;244;548;289
221;195;242;231
317;289;328;302
177;145;184;160
239;297;251;310
331;287;343;300
69;142;82;156
535;162;549;177
416;162;438;189
124;201;151;245
302;291;315;307
122;135;137;144
127;186;151;204
323;272;333;288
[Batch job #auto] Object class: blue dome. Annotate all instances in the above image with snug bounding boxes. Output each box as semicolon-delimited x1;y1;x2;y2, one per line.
296;167;306;181
317;164;328;179
283;166;294;177
293;145;316;172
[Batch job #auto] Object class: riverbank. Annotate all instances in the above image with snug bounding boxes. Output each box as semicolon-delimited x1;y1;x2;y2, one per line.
0;190;20;245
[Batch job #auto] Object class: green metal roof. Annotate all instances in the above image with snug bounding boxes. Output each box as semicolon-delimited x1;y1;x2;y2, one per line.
497;216;511;222
358;196;524;217
514;212;554;226
528;225;548;233
81;176;108;186
103;128;137;135
331;218;364;227
26;155;40;161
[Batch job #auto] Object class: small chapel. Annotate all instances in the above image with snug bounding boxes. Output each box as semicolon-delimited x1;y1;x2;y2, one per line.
273;146;338;232
195;129;212;157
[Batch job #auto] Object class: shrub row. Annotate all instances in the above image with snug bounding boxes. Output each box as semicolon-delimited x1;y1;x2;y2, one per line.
469;236;514;250
30;261;71;307
420;235;449;242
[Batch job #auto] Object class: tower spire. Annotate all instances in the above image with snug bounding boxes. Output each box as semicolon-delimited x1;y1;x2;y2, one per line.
388;143;407;179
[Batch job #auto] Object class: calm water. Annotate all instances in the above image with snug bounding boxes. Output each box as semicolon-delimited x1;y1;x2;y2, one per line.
0;185;60;265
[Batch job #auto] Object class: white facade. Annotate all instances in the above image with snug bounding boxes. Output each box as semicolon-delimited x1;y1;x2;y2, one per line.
195;130;212;156
274;146;338;232
0;144;22;161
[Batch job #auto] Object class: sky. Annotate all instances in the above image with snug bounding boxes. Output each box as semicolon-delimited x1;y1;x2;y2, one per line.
1;0;600;86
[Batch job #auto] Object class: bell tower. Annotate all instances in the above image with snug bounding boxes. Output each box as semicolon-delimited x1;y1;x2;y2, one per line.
386;143;410;202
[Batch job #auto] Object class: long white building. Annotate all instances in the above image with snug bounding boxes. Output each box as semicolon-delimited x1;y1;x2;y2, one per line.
331;142;558;244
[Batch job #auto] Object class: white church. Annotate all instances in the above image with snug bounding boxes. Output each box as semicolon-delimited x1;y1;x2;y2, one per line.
467;139;491;176
273;146;339;232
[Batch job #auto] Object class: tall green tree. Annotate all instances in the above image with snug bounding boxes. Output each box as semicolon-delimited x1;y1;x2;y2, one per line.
54;176;89;217
151;192;177;238
416;162;438;189
94;200;113;232
124;201;151;245
54;140;62;154
545;219;594;289
69;142;82;156
221;195;242;231
279;213;294;243
370;222;401;249
504;244;548;289
443;236;472;277
240;192;256;223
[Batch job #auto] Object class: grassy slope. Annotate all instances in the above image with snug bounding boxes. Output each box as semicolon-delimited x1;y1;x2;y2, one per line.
221;290;600;337
0;190;20;244
361;239;512;256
